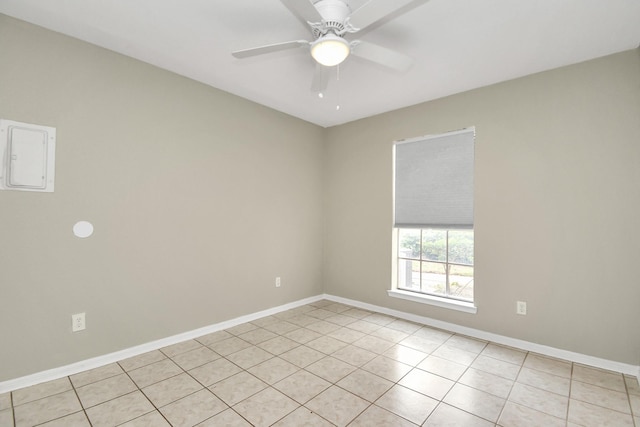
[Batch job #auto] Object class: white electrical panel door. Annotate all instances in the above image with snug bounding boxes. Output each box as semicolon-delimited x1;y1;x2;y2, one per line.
8;127;47;188
0;119;56;192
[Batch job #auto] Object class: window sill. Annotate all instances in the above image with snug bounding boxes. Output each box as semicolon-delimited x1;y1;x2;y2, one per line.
387;289;477;314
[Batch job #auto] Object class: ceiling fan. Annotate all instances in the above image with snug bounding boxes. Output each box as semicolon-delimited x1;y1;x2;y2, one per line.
232;0;423;92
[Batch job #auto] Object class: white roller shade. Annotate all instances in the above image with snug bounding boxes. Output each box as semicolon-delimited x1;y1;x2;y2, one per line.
394;128;474;229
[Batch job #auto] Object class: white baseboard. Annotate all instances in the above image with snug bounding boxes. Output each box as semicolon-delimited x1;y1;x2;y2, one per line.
323;293;640;378
0;295;324;394
1;293;637;393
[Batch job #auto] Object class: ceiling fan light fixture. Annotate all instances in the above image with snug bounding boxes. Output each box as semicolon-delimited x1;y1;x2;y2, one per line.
311;34;350;66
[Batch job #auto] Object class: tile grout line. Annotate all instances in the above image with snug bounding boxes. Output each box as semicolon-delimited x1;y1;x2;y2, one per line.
9;300;638;427
567;361;575;426
624;375;638;427
181;329;300;426
268;305;388;426
496;349;530;426
4;317;494;426
10;390;15;427
117;360;175;427
68;374;94;427
158;347;236;425
436;338;499;425
320;308;499;425
238;307;338;424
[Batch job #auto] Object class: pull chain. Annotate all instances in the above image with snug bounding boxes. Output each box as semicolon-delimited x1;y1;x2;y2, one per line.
336;64;341;111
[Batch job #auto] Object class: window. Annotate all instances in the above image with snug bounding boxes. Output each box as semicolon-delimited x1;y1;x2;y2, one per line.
397;228;474;301
391;128;475;311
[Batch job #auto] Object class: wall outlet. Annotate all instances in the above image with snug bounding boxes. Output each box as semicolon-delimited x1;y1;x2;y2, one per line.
72;312;86;332
275;277;281;288
516;301;527;315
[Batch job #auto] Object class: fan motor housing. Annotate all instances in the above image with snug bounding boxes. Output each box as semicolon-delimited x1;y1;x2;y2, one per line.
314;0;351;36
315;0;351;21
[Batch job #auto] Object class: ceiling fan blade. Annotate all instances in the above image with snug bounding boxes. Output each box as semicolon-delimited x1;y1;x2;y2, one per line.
311;63;329;93
280;0;323;27
232;40;309;59
348;0;428;32
350;40;413;72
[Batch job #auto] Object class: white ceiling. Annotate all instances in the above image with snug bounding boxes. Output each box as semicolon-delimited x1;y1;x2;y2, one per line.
1;0;639;127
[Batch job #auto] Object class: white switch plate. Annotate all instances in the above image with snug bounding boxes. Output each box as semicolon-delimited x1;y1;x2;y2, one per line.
516;301;527;315
275;277;281;288
72;313;86;332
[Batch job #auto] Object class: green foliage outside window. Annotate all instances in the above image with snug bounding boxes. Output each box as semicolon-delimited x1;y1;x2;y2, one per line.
399;229;473;266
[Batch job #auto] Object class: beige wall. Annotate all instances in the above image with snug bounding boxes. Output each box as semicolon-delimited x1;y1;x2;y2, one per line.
324;48;640;365
0;15;324;381
2;14;639;383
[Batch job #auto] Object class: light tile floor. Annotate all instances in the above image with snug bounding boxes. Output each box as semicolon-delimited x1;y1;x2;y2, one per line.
2;300;639;426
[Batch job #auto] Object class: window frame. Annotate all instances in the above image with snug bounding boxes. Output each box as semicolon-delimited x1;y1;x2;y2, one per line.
390;128;476;314
390;229;476;314
396;227;474;301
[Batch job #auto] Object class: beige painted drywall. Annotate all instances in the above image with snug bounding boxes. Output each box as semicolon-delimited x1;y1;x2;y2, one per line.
0;15;324;381
323;48;640;365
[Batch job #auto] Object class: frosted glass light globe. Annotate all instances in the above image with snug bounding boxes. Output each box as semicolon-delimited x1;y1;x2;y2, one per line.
311;34;350;66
